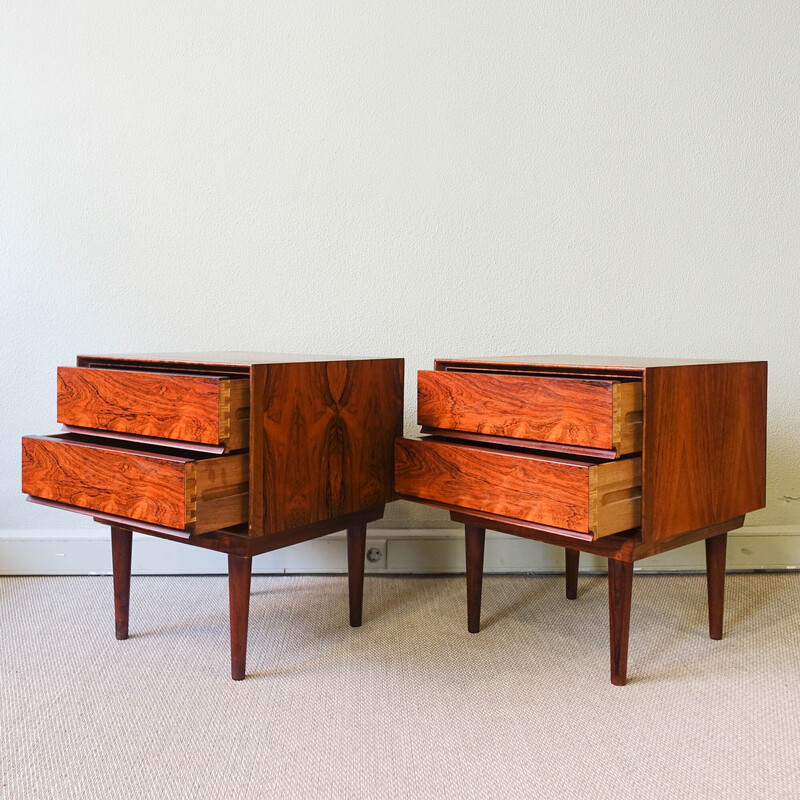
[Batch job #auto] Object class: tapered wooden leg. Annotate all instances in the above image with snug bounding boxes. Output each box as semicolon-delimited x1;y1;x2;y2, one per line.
347;523;367;627
608;558;633;686
565;548;579;600
228;554;252;681
705;532;727;640
111;526;132;640
465;524;486;633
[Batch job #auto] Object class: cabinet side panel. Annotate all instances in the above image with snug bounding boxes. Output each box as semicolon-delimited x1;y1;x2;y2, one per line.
249;360;403;535
643;362;767;542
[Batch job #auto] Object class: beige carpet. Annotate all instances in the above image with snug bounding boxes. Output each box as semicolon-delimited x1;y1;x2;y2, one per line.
1;573;798;799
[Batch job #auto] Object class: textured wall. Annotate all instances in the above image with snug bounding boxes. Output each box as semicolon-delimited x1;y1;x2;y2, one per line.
2;2;798;535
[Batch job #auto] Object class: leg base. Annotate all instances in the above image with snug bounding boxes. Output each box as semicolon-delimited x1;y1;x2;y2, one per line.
347;523;367;627
111;526;132;641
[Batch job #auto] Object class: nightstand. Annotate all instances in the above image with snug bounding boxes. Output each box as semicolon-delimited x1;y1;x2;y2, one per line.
395;356;766;684
22;353;403;679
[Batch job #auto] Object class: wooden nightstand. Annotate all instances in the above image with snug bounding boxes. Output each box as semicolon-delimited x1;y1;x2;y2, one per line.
22;352;403;679
395;356;767;685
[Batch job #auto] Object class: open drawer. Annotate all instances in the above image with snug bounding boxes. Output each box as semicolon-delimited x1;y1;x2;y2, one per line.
21;435;248;533
57;367;250;450
417;370;642;456
394;437;641;539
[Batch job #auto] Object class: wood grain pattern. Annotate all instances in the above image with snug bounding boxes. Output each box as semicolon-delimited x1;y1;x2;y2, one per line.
395;438;641;537
642;362;767;542
191;455;249;533
249;359;403;536
22;435;248;532
22;435;190;529
57;367;249;447
418;371;642;453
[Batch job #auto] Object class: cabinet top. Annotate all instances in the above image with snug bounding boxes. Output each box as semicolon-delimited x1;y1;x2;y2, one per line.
78;352;402;369
435;355;766;373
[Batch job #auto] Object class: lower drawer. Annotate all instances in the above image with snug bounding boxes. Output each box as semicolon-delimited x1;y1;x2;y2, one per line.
21;435;248;533
394;437;641;539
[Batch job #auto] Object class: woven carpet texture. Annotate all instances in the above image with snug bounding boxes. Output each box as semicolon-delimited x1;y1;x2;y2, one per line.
2;574;798;799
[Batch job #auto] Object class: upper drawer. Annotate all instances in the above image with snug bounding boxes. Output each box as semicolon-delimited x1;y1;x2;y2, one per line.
395;437;641;539
21;435;248;533
417;371;642;455
57;367;249;450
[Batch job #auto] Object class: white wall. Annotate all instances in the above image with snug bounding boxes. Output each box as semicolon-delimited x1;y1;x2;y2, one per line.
2;2;799;568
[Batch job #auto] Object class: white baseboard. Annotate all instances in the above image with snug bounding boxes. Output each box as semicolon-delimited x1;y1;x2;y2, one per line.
1;526;798;575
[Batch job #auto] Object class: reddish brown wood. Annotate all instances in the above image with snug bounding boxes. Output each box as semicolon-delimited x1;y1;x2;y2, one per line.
57;367;235;445
249;359;403;536
565;548;579;600
435;355;735;371
608;558;633;686
228;554;252;681
451;509;745;563
111;526;132;640
706;532;727;640
347;523;367;627
465;524;486;633
396;438;590;532
396;438;640;537
642;362;767;542
22;435;190;529
418;370;623;450
420;426;617;460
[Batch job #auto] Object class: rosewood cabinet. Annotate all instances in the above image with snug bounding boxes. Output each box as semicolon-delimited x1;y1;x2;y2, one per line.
22;352;403;679
395;356;767;685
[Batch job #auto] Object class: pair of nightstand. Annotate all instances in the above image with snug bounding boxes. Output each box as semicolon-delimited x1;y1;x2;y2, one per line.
22;353;766;684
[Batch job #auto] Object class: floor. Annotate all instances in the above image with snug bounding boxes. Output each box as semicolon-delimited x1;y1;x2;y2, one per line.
1;573;798;799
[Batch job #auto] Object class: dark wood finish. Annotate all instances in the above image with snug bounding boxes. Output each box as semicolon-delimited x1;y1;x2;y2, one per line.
347;523;367;627
608;558;633;686
418;370;641;454
706;532;727;640
465;524;486;633
420;426;618;460
24;353;402;680
250;359;403;536
395;438;641;538
400;355;765;684
57;367;249;448
435;355;746;371
228;554;252;681
111;526;132;640
643;362;767;542
451;509;744;563
22;435;248;533
565;548;579;600
60;424;227;455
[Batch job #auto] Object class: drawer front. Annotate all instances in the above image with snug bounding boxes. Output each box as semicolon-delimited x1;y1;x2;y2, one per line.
21;436;248;533
57;367;249;449
394;437;641;538
417;371;642;455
